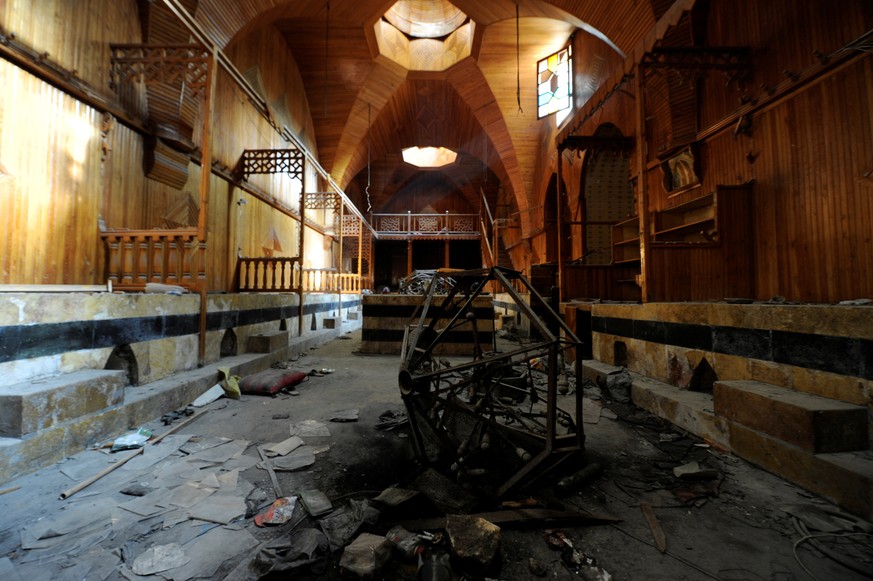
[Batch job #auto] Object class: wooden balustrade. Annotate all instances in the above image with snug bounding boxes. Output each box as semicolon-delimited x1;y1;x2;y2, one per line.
371;213;480;237
101;229;204;291
236;259;361;293
238;257;300;291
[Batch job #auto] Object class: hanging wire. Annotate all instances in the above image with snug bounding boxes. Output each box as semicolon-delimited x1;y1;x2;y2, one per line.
516;4;524;115
323;0;330;118
365;103;372;213
482;133;488;182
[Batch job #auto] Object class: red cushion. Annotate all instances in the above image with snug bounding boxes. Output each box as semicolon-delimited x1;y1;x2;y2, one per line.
239;369;307;396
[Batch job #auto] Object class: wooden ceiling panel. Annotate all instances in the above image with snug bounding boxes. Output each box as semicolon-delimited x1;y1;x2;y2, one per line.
198;0;647;232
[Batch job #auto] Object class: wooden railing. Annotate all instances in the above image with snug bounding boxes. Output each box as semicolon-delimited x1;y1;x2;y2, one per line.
237;259;361;293
238;257;300;291
300;269;361;293
371;212;480;237
102;229;204;291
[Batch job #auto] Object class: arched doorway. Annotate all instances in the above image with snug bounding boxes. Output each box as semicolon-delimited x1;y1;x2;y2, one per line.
543;174;571;263
579;124;634;264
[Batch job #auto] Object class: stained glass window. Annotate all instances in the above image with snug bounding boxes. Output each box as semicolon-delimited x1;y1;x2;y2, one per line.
537;45;573;119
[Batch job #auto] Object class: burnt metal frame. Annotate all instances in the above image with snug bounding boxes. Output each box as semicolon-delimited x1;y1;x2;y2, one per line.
398;267;585;497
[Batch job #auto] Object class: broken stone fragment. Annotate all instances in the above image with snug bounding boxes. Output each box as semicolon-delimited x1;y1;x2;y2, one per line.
672;461;719;480
339;533;392;578
605;369;632;403
446;515;501;574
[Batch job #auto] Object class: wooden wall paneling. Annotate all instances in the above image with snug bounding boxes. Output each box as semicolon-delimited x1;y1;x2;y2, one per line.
1;0;143;94
0;61;104;284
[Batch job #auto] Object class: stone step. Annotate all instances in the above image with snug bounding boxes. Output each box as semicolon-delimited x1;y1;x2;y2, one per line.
581;360;730;450
714;380;868;453
729;421;873;521
0;370;126;438
0;323;363;485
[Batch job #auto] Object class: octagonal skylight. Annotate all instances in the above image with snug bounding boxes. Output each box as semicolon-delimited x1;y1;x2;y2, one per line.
375;0;474;72
402;146;458;168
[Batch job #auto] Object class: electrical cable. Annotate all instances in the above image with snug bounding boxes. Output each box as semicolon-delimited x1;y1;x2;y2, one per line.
791;516;873;580
609;523;724;580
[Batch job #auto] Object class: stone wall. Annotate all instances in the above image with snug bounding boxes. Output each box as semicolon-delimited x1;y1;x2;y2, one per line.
0;291;360;385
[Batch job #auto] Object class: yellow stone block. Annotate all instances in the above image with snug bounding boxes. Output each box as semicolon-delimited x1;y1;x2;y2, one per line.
710;352;751;382
666;346;710;388
790;366;867;405
748;359;791;389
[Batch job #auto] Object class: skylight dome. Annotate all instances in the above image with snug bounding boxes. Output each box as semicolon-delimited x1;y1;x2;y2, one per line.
384;0;467;39
402;146;458;168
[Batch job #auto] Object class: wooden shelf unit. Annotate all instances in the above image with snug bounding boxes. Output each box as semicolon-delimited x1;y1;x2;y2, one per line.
612;215;641;264
652;191;717;244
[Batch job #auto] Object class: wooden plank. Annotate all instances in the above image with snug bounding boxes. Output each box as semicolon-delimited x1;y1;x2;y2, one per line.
640;501;667;553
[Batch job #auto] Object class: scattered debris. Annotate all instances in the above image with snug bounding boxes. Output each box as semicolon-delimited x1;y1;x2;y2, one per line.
270;447;316;471
673;461;719;480
399;269;456;295
255;497;299;526
386;525;424;559
639;501;667;553
375;409;408;431
604;368;632;403
290;419;331;437
340;533;392;578
319;499;380;550
191;384;225;407
330;409;360;422
131;543;189;575
265;436;305;457
418;550;453;581
446;515;501;574
111;427;152;452
272;413;291;420
300;489;334;517
556;462;603;496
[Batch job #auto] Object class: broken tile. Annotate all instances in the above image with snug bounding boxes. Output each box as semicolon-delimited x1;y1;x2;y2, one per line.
119;487;174;517
187;494;247;525
184;439;250;464
264;436;304;457
131;543;189;575
270;447;316;471
289;419;331;437
164;526;258;581
170;483;216;508
329;409;359;422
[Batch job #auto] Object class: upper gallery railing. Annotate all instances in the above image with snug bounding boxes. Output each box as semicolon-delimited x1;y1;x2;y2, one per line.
371;212;480;237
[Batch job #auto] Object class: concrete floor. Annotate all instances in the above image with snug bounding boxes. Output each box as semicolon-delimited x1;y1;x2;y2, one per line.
0;330;871;580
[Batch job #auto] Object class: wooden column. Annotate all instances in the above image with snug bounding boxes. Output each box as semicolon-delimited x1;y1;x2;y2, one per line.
338;202;344;304
444;239;450;268
197;49;217;367
634;66;651;303
556;147;564;303
357;220;363;285
298;171;307;336
407;239;413;276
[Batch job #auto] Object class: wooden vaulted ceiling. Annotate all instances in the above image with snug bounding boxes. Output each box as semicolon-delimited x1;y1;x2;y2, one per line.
190;0;670;217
